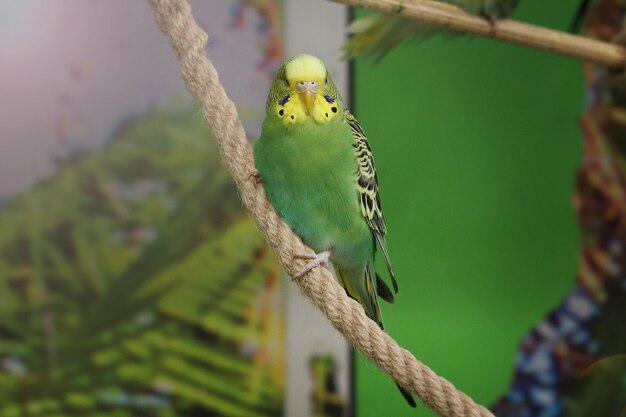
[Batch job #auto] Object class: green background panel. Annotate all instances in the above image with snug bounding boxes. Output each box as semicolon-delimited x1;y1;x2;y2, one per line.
353;1;584;415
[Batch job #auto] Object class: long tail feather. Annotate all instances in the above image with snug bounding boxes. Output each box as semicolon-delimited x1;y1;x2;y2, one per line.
337;266;384;328
375;235;398;294
376;272;395;304
397;384;417;408
336;265;415;406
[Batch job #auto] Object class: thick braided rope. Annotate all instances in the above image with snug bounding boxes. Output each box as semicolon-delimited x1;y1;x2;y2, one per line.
147;1;494;416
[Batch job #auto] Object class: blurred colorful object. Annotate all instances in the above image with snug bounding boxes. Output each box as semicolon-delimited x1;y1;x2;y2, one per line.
309;355;345;417
230;0;283;74
0;103;285;416
491;1;626;416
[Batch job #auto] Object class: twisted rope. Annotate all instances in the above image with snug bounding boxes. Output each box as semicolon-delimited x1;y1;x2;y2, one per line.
147;1;494;416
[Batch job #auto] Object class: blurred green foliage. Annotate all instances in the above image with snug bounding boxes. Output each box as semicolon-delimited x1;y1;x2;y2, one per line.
0;103;284;416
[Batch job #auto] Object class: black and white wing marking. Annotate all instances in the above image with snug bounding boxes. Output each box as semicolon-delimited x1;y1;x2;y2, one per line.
346;110;399;295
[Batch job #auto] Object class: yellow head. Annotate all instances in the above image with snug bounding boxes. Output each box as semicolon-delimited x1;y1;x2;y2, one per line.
266;54;343;125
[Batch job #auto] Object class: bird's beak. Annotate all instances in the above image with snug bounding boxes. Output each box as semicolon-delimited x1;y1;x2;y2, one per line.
299;91;316;113
296;81;319;114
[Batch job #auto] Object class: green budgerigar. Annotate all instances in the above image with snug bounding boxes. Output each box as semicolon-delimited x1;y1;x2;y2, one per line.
345;0;520;60
253;54;415;407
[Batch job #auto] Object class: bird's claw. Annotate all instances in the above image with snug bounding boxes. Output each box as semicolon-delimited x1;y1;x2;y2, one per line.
248;168;261;184
482;13;499;35
293;250;333;279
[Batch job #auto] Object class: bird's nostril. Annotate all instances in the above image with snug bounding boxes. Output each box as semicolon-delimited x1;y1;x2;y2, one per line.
296;81;318;93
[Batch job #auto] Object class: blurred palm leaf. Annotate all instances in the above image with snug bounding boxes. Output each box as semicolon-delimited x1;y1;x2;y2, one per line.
0;102;284;416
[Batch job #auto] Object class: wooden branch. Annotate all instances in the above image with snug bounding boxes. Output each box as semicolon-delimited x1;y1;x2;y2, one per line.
329;0;626;68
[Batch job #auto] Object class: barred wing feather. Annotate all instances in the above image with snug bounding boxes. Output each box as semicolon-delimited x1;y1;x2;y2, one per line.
346;110;399;294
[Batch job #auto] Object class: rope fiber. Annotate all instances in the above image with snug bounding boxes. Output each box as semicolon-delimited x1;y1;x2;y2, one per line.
147;0;495;415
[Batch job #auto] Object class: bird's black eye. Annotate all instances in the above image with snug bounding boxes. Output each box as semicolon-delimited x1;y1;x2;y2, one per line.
325;77;328;84
284;78;289;87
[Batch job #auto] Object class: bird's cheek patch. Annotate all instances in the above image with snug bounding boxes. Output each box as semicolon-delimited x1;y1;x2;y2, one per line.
310;95;339;124
276;96;306;125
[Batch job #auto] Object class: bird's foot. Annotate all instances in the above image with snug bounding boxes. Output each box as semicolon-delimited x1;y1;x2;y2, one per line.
247;168;261;184
482;13;499;35
293;250;333;279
